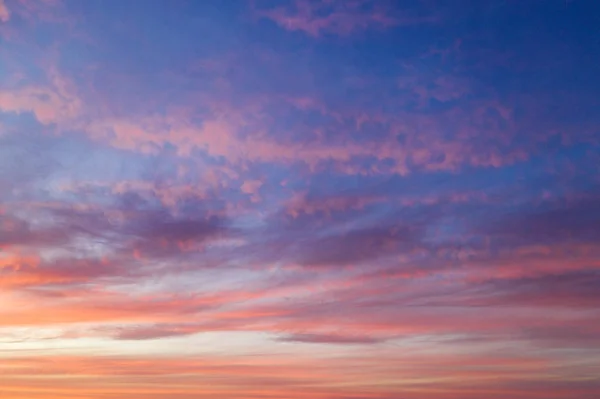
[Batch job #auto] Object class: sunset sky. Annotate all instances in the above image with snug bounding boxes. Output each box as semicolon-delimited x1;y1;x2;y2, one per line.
1;0;600;398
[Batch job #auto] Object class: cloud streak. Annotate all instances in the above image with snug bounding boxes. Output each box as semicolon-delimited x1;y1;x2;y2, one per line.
256;0;440;37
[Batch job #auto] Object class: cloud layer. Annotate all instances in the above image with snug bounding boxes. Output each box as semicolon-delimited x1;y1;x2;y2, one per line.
1;1;599;398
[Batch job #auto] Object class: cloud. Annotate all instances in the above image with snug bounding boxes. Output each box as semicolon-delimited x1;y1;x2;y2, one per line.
0;287;233;327
109;323;204;340
0;71;81;125
0;56;537;178
240;179;263;202
0;189;234;297
284;191;382;218
0;213;71;250
278;332;386;345
482;195;600;246
483;270;600;309
0;256;122;290
122;210;229;259
292;224;423;268
257;0;437;37
0;0;9;22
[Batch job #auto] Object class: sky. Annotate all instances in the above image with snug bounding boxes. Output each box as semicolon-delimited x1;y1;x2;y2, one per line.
0;0;599;398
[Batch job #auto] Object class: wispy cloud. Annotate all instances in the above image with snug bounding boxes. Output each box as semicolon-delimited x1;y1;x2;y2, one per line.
256;0;438;37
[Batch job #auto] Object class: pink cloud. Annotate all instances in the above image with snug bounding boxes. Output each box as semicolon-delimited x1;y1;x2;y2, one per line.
0;0;10;22
240;179;263;202
257;0;436;37
284;191;382;218
0;58;534;177
0;70;81;124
